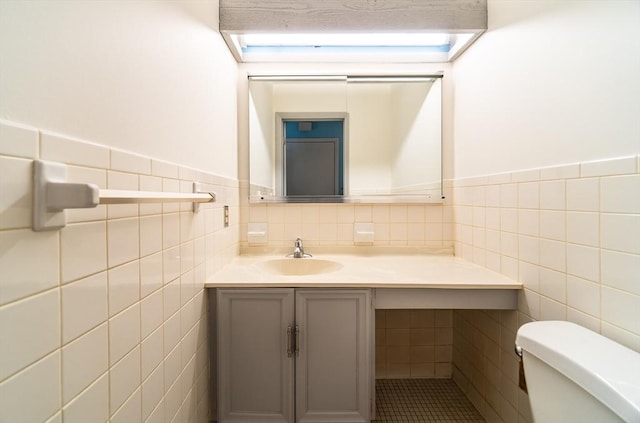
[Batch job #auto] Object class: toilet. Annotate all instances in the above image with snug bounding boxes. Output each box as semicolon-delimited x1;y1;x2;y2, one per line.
515;321;640;423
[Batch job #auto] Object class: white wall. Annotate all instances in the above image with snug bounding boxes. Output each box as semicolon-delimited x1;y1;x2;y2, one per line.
248;81;274;191
0;2;240;422
391;80;442;192
451;2;640;422
0;0;238;178
453;0;640;179
273;82;348;112
347;84;393;194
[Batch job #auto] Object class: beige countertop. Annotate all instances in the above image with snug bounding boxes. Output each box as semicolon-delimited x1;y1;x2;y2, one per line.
205;248;522;290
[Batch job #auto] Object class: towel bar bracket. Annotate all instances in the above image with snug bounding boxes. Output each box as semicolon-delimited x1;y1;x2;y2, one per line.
34;160;71;231
33;160;216;232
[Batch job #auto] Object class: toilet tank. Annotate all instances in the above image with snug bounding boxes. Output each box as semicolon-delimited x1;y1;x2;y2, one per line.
516;321;640;423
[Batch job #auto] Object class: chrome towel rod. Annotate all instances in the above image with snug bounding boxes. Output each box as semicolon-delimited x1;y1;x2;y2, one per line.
98;189;214;205
33;160;216;231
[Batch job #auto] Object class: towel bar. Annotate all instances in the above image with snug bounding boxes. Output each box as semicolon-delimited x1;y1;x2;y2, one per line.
33;160;216;231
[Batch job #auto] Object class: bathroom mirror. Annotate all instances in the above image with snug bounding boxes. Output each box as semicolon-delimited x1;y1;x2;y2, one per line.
248;75;442;203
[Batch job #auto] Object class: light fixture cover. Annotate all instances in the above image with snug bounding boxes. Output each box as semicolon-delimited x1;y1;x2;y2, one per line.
238;33;451;47
219;0;487;62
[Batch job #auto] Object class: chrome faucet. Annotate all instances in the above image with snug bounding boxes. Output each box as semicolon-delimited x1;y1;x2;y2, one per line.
288;237;312;258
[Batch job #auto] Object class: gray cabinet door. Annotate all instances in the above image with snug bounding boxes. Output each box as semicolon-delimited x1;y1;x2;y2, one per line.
217;289;295;423
295;290;371;423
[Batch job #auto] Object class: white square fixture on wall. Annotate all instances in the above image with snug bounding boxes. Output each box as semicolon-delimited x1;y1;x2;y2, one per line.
354;222;374;245
247;222;268;245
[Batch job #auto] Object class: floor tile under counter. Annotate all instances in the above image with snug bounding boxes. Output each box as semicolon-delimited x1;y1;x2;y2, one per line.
373;379;485;423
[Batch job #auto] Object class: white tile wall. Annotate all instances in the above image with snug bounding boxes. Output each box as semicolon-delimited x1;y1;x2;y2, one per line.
141;289;164;340
2;114;637;423
62;374;109;423
0;119;239;423
111;387;142;423
140;252;163;298
110;301;141;364
567;276;600;317
241;200;453;249
539;239;566;272
142;363;164;421
41;132;110;169
0;229;59;304
61;324;108;404
538;268;566;303
61;272;108;343
567;178;599;211
567;244;600;282
539;180;565;210
539;210;565;241
151;159;179;179
107;217;140;267
0;119;39;159
141;327;164;381
0;156;33;229
108;261;140;316
567;212;599;246
164;346;182;394
580;156;637;177
109;346;141;413
0;289;60;381
0;351;61;423
601;214;640;254
111;148;152;175
601;250;640;295
452;156;640;423
60;221;108;283
601;175;640;213
601;287;640;334
163;246;182;283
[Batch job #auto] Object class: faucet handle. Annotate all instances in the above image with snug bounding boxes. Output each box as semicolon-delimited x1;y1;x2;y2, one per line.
287;237;311;258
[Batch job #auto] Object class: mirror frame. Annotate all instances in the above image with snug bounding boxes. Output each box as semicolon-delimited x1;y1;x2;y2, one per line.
248;75;444;204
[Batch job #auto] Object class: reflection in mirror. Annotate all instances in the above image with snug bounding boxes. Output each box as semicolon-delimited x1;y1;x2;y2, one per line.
248;75;442;203
284;119;345;196
249;78;348;199
347;78;441;197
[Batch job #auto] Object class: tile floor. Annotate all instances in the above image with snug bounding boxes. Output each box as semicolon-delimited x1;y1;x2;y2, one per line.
373;379;485;422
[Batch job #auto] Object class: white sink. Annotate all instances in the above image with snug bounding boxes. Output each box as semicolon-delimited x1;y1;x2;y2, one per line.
258;258;343;276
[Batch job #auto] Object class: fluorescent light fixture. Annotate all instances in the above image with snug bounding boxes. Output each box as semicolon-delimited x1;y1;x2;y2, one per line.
219;0;486;63
248;75;441;83
248;75;347;81
347;76;435;83
238;33;450;47
226;32;477;63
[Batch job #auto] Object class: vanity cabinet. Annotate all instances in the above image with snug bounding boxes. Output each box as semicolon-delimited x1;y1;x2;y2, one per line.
216;288;372;423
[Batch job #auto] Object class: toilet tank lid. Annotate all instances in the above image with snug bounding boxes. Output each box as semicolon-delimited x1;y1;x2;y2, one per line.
516;321;640;423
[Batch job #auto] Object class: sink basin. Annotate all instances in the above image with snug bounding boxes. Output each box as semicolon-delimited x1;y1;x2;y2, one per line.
258;258;343;276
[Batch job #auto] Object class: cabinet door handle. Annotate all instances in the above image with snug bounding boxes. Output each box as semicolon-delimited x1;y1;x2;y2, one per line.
294;325;300;357
286;326;293;358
